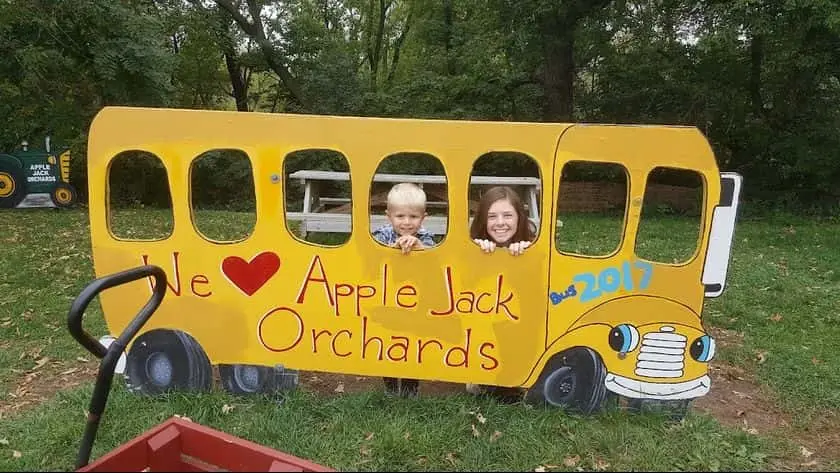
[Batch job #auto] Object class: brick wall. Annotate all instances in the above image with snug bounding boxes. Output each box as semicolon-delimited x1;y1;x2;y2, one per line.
557;182;702;214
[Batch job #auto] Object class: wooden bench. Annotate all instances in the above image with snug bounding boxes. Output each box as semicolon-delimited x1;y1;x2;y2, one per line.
287;170;541;236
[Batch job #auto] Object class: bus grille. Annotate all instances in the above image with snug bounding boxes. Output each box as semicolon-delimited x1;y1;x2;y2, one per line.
634;326;686;378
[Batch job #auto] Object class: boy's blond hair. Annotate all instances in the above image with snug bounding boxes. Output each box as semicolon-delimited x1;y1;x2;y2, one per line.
387;183;427;210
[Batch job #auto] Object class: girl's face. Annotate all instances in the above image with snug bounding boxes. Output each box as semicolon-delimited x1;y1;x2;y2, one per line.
486;199;518;244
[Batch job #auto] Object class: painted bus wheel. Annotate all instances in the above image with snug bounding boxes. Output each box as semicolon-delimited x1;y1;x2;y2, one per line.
125;329;212;395
0;166;25;209
50;183;76;208
524;347;608;414
219;364;298;396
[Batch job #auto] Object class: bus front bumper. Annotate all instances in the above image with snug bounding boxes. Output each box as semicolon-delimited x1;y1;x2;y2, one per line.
605;372;711;400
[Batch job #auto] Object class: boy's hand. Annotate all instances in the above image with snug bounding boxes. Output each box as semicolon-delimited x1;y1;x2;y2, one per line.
395;235;421;254
474;238;496;253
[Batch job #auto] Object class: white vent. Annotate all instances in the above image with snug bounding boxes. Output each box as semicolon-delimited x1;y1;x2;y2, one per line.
635;326;686;378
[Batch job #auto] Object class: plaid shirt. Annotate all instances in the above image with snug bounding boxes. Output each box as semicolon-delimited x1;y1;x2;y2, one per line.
372;224;436;247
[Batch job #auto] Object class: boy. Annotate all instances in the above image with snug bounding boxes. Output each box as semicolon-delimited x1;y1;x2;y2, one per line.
372;182;436;254
371;182;435;397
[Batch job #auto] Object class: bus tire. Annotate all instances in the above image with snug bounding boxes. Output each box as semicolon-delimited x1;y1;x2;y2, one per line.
524;347;608;414
125;329;212;395
0;158;25;209
219;364;299;396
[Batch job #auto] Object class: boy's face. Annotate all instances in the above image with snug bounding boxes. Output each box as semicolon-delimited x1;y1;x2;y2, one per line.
386;204;427;237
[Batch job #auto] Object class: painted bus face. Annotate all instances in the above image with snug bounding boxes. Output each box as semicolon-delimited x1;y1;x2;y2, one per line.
86;107;739;408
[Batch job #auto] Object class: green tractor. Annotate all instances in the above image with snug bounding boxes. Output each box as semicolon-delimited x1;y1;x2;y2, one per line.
0;137;77;209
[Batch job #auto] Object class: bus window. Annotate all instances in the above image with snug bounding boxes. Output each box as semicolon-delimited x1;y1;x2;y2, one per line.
283;149;351;246
371;152;447;248
107;150;173;240
470;152;541;244
635;167;704;264
555;161;628;256
190;149;256;243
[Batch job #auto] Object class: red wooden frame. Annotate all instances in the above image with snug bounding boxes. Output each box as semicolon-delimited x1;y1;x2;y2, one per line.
77;416;335;472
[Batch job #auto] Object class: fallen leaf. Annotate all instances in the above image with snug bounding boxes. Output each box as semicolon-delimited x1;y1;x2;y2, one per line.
403;432;411;440
534;467;546;472
12;451;21;459
593;458;610;471
563;455;581;467
812;357;823;365
489;430;502;442
471;424;481;437
745;427;759;435
445;452;457;466
801;460;819;467
800;446;813;458
76;357;89;363
334;382;345;393
769;314;782;322
0;438;8;446
364;432;374;441
222;404;235;414
359;446;371;456
755;351;768;364
476;412;487;424
736;410;745;417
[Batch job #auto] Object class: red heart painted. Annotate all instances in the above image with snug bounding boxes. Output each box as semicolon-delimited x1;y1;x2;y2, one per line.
221;252;281;296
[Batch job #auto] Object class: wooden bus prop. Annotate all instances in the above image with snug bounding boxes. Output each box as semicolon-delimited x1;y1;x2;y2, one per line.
87;106;742;416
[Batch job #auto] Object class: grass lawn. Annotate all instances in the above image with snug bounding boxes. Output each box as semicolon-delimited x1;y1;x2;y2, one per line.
1;208;839;471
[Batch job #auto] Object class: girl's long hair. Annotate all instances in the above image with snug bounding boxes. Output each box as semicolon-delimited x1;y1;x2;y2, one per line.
469;186;534;246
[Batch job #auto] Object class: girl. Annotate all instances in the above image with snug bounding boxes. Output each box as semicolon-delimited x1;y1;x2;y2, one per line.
467;185;535;401
470;185;534;255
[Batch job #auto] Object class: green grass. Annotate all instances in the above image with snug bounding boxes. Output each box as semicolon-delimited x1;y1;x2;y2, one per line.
2;208;840;471
0;386;774;471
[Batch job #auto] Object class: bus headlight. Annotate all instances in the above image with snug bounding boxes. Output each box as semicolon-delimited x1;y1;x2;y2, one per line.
609;324;640;353
689;335;716;362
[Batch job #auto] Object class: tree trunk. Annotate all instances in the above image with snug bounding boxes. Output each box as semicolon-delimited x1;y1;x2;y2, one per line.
214;0;309;110
540;12;575;122
749;32;764;117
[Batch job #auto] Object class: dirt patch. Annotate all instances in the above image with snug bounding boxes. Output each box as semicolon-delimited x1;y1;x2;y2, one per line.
0;358;98;420
693;327;839;471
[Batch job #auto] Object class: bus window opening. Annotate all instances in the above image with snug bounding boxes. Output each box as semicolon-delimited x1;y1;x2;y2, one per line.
371;152;447;249
283;149;351;246
555;161;628;257
107;150;173;240
635;167;704;264
190;149;256;243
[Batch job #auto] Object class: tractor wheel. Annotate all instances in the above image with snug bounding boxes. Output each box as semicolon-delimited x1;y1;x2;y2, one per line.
524;347;608;414
0;160;25;209
50;182;76;208
124;329;212;395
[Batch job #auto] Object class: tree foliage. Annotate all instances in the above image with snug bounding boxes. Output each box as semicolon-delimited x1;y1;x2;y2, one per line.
2;0;839;211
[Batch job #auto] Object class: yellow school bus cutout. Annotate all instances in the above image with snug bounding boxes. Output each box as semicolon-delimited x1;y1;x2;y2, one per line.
87;106;742;415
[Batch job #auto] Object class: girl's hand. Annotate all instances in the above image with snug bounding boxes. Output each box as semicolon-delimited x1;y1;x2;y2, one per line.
474;238;497;253
507;241;531;256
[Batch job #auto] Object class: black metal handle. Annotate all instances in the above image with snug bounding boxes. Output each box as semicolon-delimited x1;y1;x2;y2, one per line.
67;264;167;470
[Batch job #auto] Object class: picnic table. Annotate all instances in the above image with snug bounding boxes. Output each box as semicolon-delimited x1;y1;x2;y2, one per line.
286;170;541;236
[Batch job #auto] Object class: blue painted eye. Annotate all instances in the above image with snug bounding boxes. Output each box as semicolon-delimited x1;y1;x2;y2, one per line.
608;324;640;353
689;335;716;362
